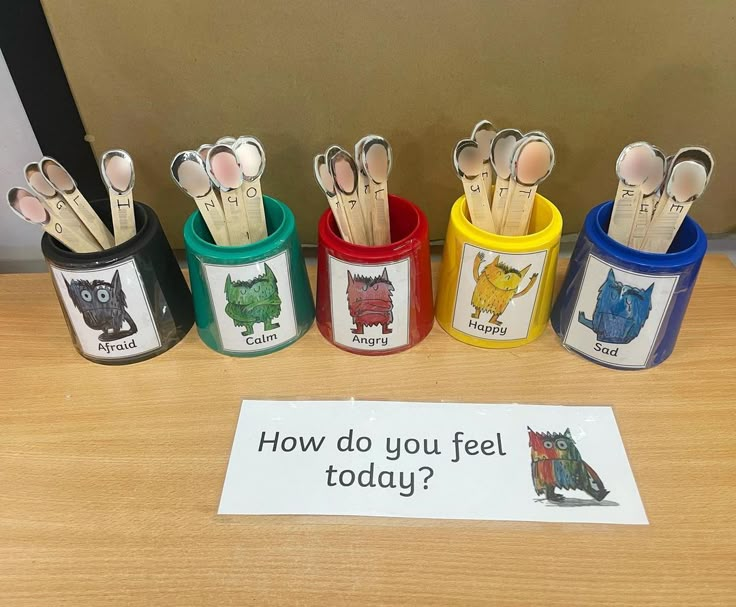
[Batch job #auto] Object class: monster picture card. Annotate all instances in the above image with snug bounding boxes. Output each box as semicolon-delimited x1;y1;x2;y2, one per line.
50;259;161;360
328;256;410;352
202;251;297;353
563;255;678;368
452;244;547;341
220;400;648;525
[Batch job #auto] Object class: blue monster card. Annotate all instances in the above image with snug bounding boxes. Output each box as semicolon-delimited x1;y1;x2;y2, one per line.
577;268;654;344
563;255;678;368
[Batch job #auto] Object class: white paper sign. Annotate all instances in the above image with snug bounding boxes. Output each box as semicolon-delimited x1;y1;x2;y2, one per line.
452;244;546;341
328;256;410;351
202;251;297;353
563;255;678;368
220;400;647;525
51;259;161;360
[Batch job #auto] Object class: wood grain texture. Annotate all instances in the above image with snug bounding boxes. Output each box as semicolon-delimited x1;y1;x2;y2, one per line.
39;0;736;247
1;258;735;606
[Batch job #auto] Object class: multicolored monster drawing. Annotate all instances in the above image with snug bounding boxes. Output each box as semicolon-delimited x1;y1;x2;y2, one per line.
347;268;394;335
224;263;282;336
470;253;538;325
64;269;138;342
578;269;653;344
528;427;609;502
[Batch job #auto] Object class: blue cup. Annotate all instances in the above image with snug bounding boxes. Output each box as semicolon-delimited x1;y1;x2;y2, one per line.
551;201;707;370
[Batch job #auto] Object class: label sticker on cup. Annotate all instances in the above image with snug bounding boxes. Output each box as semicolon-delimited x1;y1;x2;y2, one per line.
562;254;679;368
202;250;297;353
452;244;547;341
50;259;161;360
328;255;410;351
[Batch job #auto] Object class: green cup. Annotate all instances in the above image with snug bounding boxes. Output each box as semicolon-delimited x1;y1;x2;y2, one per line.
184;196;315;356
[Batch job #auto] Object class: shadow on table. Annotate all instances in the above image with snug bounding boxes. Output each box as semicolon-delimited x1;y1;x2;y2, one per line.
534;497;620;507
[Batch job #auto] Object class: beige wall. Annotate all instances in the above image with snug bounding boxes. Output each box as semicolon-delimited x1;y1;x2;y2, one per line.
43;0;736;247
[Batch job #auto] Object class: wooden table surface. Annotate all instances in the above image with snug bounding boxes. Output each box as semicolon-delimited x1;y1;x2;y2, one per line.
1;257;735;606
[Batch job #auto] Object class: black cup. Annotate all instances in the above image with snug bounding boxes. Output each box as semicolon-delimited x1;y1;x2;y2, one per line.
42;200;194;364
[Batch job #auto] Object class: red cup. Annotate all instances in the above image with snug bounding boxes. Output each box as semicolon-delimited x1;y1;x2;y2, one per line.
316;194;433;355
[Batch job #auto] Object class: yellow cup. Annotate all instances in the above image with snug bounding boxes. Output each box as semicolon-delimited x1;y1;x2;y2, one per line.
436;193;562;348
